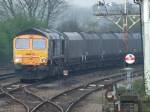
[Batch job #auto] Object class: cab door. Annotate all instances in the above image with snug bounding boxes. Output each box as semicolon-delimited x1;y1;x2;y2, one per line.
13;37;31;64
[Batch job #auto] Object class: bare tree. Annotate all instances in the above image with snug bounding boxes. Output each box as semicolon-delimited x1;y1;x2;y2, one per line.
46;0;65;26
2;0;16;16
57;19;82;32
0;0;66;27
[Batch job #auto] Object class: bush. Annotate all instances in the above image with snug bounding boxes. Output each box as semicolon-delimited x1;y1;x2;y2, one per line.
132;79;145;96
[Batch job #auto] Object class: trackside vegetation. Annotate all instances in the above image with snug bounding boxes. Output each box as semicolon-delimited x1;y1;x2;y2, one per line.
117;79;150;111
133;79;150;112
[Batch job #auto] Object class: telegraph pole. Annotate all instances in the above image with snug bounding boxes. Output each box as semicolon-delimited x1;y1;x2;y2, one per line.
135;0;150;96
142;0;150;95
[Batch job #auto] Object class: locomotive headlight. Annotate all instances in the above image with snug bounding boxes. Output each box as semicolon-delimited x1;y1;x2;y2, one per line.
15;58;22;63
41;58;47;63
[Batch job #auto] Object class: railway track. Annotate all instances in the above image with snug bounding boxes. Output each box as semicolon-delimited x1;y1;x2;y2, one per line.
0;81;63;112
0;72;16;80
0;82;29;112
31;101;63;112
0;65;15;79
67;70;143;112
0;64;14;70
0;93;27;112
29;68;143;112
0;67;10;70
44;69;142;112
8;87;43;111
0;81;41;112
0;66;143;112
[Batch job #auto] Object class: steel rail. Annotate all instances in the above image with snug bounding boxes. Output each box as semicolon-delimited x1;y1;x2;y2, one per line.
49;69;143;112
66;71;143;112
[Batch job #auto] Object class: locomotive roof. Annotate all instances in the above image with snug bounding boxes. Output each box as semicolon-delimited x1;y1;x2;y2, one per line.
16;28;65;40
63;32;82;40
100;33;117;39
80;32;99;40
15;28;47;37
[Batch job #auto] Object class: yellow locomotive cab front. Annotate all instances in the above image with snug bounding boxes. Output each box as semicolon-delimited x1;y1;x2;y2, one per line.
13;35;48;66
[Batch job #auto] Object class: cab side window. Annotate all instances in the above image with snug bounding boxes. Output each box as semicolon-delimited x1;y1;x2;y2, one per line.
53;40;61;56
53;39;65;56
62;40;65;55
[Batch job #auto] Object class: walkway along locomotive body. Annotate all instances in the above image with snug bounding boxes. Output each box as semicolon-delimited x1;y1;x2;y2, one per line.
13;28;143;80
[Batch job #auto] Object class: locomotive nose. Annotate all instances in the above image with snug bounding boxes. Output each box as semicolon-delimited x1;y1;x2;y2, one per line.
22;52;47;65
13;34;48;66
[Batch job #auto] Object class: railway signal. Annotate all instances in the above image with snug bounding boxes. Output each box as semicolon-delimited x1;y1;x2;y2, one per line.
124;54;135;91
125;54;135;64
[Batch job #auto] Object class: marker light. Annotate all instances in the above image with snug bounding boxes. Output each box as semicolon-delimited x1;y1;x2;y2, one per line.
15;58;22;63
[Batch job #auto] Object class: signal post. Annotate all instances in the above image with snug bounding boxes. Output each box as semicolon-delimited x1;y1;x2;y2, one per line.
134;0;150;95
142;0;150;95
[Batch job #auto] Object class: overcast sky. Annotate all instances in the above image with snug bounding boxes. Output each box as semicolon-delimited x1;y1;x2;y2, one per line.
67;0;133;8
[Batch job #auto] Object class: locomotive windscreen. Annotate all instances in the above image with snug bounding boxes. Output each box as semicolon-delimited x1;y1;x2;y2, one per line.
16;38;30;49
32;39;46;49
